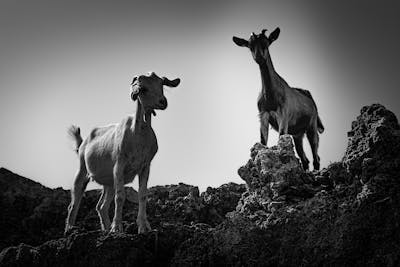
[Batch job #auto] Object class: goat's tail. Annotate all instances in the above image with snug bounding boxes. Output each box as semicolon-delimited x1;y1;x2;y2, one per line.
317;116;325;134
67;125;83;154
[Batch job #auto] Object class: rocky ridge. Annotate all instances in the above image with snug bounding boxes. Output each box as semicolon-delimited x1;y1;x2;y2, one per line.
1;103;400;266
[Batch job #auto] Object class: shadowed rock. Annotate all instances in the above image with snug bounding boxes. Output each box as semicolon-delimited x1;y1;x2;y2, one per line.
1;104;400;267
343;103;400;183
173;104;400;266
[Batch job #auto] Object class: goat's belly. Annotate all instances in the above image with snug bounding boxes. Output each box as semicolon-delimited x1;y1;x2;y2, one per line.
84;151;115;186
91;175;114;186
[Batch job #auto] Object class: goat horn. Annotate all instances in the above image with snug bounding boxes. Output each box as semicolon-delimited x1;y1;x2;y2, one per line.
261;29;267;35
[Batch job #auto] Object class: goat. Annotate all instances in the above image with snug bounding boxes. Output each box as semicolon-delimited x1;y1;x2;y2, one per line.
65;72;180;234
233;28;324;170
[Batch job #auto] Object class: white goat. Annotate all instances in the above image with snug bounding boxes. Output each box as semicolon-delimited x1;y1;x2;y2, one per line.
65;72;180;234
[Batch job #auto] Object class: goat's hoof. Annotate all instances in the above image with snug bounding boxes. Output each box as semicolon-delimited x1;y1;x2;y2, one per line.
110;223;123;233
64;226;80;237
137;221;152;234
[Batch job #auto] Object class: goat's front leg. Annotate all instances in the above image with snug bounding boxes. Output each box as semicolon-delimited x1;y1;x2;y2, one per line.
110;161;126;233
278;116;289;136
137;165;151;234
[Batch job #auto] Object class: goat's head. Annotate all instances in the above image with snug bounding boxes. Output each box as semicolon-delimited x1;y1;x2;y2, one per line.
130;72;180;114
232;27;280;64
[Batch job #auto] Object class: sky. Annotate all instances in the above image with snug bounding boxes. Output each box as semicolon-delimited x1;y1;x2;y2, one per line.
0;0;399;192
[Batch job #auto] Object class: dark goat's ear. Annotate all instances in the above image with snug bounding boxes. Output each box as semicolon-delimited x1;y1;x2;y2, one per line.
163;77;180;87
232;36;249;47
269;27;280;43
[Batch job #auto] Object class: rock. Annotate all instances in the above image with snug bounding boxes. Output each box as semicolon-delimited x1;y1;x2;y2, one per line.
201;183;246;225
173;104;400;266
0;168;245;253
0;224;205;267
238;135;315;204
315;162;351;187
2;104;400;266
343;103;400;183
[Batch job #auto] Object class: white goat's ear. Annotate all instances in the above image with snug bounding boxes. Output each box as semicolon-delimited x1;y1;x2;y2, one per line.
232;36;249;47
163;77;180;87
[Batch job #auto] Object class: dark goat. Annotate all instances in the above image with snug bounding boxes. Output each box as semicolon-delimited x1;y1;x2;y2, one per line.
233;28;324;170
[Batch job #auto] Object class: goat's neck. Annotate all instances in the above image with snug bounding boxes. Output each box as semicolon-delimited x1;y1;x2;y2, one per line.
259;50;285;104
135;101;152;128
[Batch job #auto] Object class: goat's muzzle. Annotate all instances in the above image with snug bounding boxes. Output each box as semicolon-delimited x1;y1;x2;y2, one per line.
158;97;168;110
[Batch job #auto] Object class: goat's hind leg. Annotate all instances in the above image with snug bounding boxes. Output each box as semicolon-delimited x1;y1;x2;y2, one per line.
137;165;151;234
306;129;320;170
293;135;310;171
260;112;269;146
65;160;89;235
96;185;114;231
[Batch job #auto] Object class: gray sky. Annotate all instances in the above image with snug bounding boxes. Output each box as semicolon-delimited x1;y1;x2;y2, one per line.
1;0;399;191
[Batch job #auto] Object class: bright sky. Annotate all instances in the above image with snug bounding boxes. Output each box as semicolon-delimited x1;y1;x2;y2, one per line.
1;1;399;191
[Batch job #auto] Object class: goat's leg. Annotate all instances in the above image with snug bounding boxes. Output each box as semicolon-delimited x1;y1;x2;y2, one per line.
306;129;320;170
96;185;114;231
293;135;310;171
110;161;126;233
260;112;269;146
65;161;89;235
137;165;151;234
100;185;114;231
278;116;289;136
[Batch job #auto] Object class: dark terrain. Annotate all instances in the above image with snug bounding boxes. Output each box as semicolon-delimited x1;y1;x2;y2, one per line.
1;103;399;266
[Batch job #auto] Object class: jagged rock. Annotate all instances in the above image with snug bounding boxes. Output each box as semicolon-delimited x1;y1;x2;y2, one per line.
2;104;400;266
0;224;205;267
173;104;400;266
343;103;400;183
314;162;351;187
0;168;244;252
201;183;246;225
146;182;245;227
238;135;315;201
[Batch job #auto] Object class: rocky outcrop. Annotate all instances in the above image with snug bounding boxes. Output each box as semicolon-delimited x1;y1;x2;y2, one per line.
343;103;400;185
0;224;208;267
236;135;316;227
173;104;400;266
1;103;400;267
0;168;244;251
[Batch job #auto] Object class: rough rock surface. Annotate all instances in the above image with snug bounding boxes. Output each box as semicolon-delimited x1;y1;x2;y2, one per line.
1;103;400;266
343;103;400;183
0;168;244;251
0;224;208;267
173;104;400;266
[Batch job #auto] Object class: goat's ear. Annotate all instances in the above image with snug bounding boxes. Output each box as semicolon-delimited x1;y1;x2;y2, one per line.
232;36;249;47
269;27;280;43
163;77;180;87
